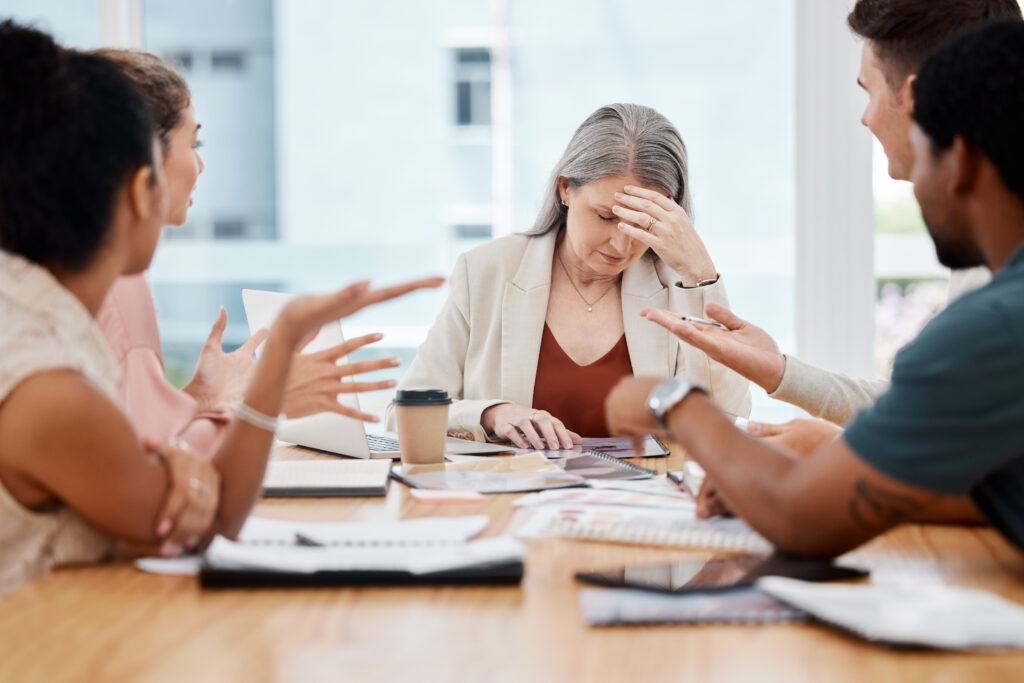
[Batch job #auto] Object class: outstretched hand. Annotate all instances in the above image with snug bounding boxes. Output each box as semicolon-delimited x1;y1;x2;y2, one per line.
748;418;842;459
282;332;401;422
183;308;268;412
641;303;786;393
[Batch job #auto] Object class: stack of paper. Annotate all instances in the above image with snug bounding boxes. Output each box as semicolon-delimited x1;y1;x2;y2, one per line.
262;458;391;497
758;577;1024;650
515;488;696;510
202;515;523;579
207;535;523;575
393;452;585;493
236;515;489;546
580;587;807;626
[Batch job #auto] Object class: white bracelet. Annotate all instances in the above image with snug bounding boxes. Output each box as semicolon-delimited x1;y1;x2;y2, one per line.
235;401;279;433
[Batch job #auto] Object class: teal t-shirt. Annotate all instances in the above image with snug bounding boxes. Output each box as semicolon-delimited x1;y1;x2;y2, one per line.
844;245;1024;551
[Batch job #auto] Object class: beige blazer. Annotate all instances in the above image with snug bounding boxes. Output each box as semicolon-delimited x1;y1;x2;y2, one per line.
386;230;751;440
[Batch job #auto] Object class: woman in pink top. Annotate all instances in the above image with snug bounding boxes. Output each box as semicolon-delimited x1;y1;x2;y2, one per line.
95;50;388;455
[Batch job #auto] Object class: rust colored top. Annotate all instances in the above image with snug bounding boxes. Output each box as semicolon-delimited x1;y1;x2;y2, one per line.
531;324;634;438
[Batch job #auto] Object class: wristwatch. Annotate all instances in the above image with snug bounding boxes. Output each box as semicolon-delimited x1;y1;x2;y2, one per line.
647;378;706;432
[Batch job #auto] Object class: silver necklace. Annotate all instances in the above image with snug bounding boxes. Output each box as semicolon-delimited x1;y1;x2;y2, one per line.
556;249;617;313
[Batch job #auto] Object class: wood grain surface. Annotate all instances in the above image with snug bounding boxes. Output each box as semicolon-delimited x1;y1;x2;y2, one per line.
2;444;1023;683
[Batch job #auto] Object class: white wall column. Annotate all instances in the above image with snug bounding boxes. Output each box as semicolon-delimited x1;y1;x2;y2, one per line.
490;0;514;238
794;0;875;378
100;0;142;48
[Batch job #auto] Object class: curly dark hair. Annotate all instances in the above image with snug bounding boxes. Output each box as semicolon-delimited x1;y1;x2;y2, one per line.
913;19;1024;203
848;0;1021;86
92;49;191;151
0;20;157;272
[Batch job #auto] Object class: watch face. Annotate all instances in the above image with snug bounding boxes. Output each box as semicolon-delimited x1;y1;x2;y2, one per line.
649;379;702;430
649;379;684;427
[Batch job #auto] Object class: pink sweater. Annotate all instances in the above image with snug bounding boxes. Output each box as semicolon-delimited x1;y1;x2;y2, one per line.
96;275;231;457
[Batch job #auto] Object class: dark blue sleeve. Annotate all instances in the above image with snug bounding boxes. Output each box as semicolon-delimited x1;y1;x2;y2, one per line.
844;294;1024;496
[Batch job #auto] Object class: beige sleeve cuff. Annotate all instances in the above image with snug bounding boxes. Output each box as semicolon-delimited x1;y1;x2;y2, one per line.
769;354;889;426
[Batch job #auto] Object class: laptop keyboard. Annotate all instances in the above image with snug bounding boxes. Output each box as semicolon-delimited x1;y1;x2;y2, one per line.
366;434;400;452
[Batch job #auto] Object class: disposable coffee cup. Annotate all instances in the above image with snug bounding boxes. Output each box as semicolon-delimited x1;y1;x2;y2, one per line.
393;389;453;465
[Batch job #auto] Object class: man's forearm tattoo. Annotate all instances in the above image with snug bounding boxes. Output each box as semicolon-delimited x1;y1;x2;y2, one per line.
848;478;924;532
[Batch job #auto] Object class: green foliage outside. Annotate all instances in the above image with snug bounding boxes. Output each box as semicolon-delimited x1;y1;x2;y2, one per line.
875;196;926;235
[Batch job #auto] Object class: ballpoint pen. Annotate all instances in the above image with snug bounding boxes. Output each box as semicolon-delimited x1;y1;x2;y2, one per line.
679;315;728;330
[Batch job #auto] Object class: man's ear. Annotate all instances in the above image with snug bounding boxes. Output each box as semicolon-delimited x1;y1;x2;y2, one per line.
949;135;981;196
898;73;916;114
127;166;160;222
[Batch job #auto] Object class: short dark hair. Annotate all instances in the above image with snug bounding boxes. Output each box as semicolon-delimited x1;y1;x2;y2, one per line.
0;20;157;272
913;19;1024;204
92;48;191;151
848;0;1022;86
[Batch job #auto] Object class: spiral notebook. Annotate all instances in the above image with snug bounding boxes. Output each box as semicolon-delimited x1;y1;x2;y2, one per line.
558;450;657;480
516;504;772;553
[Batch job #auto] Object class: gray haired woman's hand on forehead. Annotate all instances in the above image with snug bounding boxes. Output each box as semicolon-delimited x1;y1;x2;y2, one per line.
612;185;717;287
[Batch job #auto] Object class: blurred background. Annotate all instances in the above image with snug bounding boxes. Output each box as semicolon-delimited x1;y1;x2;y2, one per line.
1;0;975;422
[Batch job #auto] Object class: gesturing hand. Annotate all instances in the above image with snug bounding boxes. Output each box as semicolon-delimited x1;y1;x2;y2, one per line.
282;333;401;423
480;404;581;450
641;303;787;393
148;437;220;556
274;277;446;351
748;418;841;460
612;185;717;287
183;308;267;412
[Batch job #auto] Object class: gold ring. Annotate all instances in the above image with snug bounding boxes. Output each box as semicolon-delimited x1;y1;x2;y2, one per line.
645;215;658;231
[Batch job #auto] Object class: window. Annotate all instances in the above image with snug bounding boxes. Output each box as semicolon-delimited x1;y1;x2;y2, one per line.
0;1;100;49
213;218;248;239
142;0;279;380
164;50;192;70
454;48;491;126
11;0;806;423
211;50;244;71
872;139;947;377
453;225;492;240
150;1;799;421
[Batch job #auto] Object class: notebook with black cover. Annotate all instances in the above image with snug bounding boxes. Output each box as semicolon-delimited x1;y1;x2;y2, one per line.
200;560;524;588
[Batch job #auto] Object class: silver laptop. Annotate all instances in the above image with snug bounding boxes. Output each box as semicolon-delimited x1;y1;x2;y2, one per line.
241;288;510;459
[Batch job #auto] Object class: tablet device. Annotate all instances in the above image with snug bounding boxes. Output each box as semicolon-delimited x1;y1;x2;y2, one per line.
575;553;868;595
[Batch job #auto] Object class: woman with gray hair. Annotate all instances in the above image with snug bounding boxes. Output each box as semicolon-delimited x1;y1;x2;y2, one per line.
388;103;751;448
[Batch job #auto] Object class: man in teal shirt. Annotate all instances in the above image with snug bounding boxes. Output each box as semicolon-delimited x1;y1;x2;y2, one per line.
605;19;1024;556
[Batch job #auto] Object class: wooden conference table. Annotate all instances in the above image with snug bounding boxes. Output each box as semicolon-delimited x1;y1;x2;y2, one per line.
2;445;1024;683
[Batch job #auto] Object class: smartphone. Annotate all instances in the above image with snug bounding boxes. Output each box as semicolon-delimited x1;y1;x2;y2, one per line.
576;553;869;595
